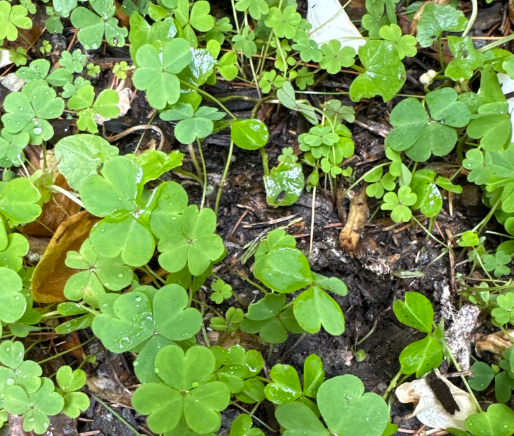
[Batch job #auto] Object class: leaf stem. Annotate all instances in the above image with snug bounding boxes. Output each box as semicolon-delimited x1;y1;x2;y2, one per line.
196;138;208;209
462;0;478;38
36;336;96;364
49;185;85;209
180;81;237;119
215;140;234;215
91;395;143;436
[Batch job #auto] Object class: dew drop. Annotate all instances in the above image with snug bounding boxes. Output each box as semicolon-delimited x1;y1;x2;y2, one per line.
133;361;139;367
135;296;142;302
118;274;123;278
33;127;43;135
19;107;23;111
6;378;14;386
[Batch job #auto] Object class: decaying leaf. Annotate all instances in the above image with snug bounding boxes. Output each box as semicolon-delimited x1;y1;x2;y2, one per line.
307;0;365;51
87;376;133;408
22;174;81;237
445;304;481;370
32;211;100;303
396;370;477;431
339;188;368;252
475;330;514;358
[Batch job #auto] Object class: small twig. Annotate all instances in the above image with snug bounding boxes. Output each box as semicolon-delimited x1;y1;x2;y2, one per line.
107;124;165;151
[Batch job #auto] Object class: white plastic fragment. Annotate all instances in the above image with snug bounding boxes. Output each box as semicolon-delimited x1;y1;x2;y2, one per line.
396;370;477;431
0;49;12;69
307;0;366;52
0;72;25;92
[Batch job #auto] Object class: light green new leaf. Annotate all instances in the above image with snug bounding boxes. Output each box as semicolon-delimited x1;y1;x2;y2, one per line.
393;292;433;333
56;366;89;418
0;340;42;394
317;375;389;436
129;12;177;61
149;181;189;240
399;335;443;377
350;41;406;103
0;2;32;41
129;150;183;184
254;247;313;293
265;364;302;404
230;414;265;436
293;287;345;335
231;119;269;150
54;134;119;190
416;4;468;48
190;1;214;32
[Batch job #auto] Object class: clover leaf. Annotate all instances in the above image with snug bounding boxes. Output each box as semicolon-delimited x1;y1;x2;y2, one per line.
55;134;119;190
482;251;511;277
128;11;177;60
64;239;132;307
4;378;64;434
0;267;26;324
319;40;355;74
466;404;514;436
2;85;64;145
381;186;417;223
393;292;433;333
93;284;202;353
53;0;77;17
158;205;224;276
445;36;485;80
70;0;128;49
386;88;470;162
379;24;417;59
492;293;514;325
0;340;42;395
0;177;42;225
317;375;389;436
293;286;345;335
292;36;323;63
132;345;230;434
350;41;405;103
235;0;269;20
0;130;29;166
399;335;443;377
276;402;329;436
467;103;512;152
16;59;51;82
211;278;233;304
254;246;313;293
56;366;89;418
60;49;86;74
416;4;468;48
68;85;120;133
149;181;189;239
264;6;301;39
0;1;32;41
161;103;225;144
230;414;264;436
133;39;192;110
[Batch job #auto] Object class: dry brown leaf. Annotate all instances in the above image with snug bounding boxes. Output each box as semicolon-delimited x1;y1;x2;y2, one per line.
475;330;514;359
22;174;81;237
396;370;477;431
339;188;368;252
87;376;133;408
32;211;100;303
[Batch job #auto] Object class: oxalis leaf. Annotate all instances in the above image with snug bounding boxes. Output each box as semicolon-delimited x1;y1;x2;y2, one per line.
231;119;269;150
254;246;313;293
276;402;329;435
264;160;304;207
317;375;389;436
393;292;433;333
132;345;230;434
293;286;345;335
0;177;41;225
158;205;224;276
56;366;89;418
0;340;42;394
92;284;202;353
133;39;192;109
349;40;406;103
0;267;26;323
466;404;514;436
54;134;119;190
399;335;443;377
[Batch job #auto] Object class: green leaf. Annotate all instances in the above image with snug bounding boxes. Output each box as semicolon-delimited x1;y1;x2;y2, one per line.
231;119;269;150
129;12;177;61
0;340;42;393
56;366;89;418
158;205;224;276
230;414;265;436
445;36;485;80
190;1;214;32
133;39;192;109
319;40;356;74
2;85;64;145
465;404;514;436
0;2;32;41
149;181;189;240
80;156;142;217
350;41;406;103
235;0;269;20
264;6;301;39
264;160;304;207
425;88;471;128
4;378;64;434
303;354;325;398
393;291;434;333
293;286;345;335
317;375;389;436
246;293;286;321
416;4;468;48
399;335;443;377
275;402;329;436
379;24;417;59
0;267;26;323
53;0;77;17
128;150;183;184
92;292;154;352
467;110;511;152
469;362;495;391
265;364;302;404
254;247;313;293
54;134;119;190
312;273;348;297
0;233;29;271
